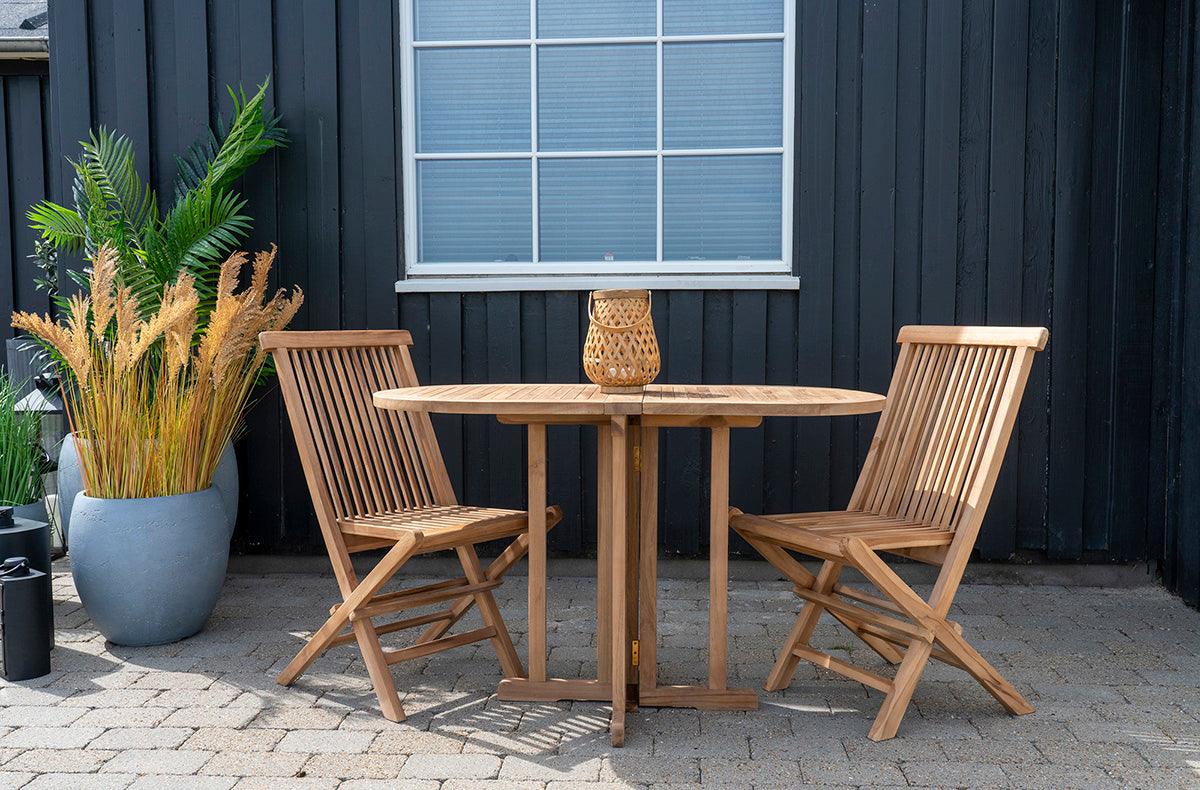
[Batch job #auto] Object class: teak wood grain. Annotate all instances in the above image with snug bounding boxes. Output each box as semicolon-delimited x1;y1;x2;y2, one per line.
261;330;562;722
731;325;1047;740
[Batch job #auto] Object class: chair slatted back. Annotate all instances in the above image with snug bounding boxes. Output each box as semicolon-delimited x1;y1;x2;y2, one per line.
260;331;457;526
848;326;1048;537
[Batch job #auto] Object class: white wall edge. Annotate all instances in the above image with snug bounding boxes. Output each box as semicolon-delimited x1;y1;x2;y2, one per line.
394;275;801;293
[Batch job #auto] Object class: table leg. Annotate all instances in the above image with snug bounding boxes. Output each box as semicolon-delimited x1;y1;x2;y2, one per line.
625;421;641;703
596;428;612;684
637;425;757;712
496;422;611;704
609;415;628;747
527;424;547;683
708;427;730;691
638;426;659;694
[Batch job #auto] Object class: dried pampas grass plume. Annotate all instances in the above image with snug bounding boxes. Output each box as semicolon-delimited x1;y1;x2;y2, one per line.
11;243;302;499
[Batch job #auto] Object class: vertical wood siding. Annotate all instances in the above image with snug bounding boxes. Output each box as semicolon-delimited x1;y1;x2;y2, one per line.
0;67;50;347
18;0;1189;604
1154;0;1200;607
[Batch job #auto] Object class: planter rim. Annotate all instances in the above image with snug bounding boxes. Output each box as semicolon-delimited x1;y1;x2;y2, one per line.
74;486;217;505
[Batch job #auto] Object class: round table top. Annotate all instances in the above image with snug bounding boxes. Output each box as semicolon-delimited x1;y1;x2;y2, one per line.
373;382;885;419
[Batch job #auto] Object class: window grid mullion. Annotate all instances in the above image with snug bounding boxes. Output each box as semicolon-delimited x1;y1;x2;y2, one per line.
656;0;664;263
414;148;784;160
411;32;787;48
530;0;539;263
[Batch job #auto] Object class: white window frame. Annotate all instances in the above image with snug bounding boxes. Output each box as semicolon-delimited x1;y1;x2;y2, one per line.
397;1;796;287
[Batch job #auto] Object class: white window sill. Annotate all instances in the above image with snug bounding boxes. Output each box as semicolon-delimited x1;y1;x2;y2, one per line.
394;274;800;293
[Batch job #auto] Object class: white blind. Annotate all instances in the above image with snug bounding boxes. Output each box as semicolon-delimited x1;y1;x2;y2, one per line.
416;48;530;153
538;0;655;38
406;0;789;269
663;155;781;261
539;158;657;262
418;160;532;263
663;0;784;35
538;45;656;151
414;0;528;40
664;42;783;149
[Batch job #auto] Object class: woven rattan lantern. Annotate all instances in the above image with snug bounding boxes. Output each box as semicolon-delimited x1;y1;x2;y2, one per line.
583;289;661;393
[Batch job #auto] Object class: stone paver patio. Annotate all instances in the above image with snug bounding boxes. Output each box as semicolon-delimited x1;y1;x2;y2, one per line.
0;561;1197;789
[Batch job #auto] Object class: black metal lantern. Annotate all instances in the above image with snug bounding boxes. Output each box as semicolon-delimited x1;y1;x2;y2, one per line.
0;556;52;681
0;507;53;650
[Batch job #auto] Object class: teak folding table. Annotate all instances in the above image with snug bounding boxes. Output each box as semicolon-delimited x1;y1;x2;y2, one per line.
373;383;885;745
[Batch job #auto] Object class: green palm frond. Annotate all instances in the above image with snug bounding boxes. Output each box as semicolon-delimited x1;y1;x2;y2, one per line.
154;187;252;317
27;200;86;251
78;128;158;237
174;79;287;201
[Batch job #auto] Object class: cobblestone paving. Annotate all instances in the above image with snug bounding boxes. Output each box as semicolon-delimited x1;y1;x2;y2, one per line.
0;563;1197;788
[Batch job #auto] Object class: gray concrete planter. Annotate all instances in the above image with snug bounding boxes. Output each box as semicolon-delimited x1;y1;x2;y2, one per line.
69;487;229;646
58;436;239;544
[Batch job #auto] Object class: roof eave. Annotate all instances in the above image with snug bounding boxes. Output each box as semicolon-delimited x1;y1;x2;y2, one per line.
0;38;48;59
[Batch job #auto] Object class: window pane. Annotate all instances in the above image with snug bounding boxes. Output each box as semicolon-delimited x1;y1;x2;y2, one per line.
663;0;783;35
664;42;783;149
414;0;528;41
537;0;655;37
418;160;532;262
538;45;656;151
663;155;781;261
539;158;655;262
416;48;531;152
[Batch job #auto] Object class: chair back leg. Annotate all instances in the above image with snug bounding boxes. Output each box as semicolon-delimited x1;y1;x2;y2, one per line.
457;544;525;679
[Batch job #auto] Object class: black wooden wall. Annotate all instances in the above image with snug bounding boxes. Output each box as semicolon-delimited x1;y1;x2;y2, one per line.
1153;0;1200;607
0;63;50;346
28;0;1193;600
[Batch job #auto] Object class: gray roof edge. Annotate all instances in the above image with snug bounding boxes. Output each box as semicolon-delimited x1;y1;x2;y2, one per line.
0;38;48;57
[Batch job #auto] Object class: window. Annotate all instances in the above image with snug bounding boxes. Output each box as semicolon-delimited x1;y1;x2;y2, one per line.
399;0;794;284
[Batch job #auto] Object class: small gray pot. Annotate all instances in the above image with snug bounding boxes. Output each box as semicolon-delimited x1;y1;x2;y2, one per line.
69;487;229;646
13;499;48;523
58;436;239;544
55;434;84;542
211;442;239;536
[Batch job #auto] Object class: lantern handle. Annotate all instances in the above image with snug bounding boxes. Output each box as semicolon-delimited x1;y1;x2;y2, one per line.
587;291;653;331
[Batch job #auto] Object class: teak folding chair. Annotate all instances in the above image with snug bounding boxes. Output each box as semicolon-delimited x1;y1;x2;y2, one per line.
260;330;562;721
732;325;1048;740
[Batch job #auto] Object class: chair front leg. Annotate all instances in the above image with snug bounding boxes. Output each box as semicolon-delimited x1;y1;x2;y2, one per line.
765;560;842;692
740;530;903;665
278;532;421;687
277;532;421;722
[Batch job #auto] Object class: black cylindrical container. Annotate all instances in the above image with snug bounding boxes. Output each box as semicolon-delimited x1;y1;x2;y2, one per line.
0;507;53;649
0;508;51;576
0;557;52;681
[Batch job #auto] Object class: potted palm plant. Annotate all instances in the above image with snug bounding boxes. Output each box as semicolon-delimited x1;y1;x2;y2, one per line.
12;244;302;646
28;80;285;539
